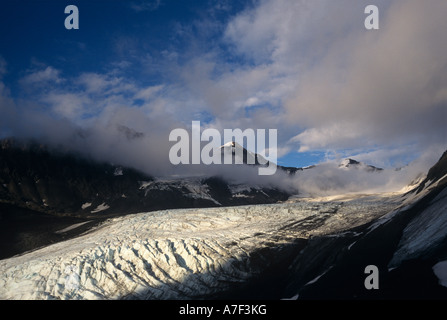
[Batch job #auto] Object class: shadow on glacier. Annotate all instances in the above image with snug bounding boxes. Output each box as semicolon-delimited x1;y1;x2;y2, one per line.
110;150;447;300
122;189;447;300
284;185;447;300
118;238;308;300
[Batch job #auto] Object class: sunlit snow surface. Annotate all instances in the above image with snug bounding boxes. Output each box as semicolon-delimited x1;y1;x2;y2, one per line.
389;185;447;268
0;192;413;300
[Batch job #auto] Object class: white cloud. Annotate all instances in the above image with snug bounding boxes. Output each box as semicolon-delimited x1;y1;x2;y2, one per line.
42;92;91;120
290;122;365;152
77;73;114;94
222;0;447;159
20;66;63;86
3;0;447;182
281;0;447;154
134;85;163;101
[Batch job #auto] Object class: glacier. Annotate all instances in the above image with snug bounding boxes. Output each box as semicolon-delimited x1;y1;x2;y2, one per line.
389;186;447;269
0;192;403;300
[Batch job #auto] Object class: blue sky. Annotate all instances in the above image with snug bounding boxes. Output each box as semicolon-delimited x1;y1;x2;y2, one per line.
0;0;446;175
1;1;226;92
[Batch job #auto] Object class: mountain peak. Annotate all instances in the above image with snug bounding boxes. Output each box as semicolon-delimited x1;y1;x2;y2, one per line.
339;158;361;167
220;141;236;148
338;158;383;172
219;141;269;166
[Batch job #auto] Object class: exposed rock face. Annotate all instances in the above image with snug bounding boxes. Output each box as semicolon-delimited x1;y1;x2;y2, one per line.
283;150;447;299
2;137;447;300
0;139;290;259
0;139;290;218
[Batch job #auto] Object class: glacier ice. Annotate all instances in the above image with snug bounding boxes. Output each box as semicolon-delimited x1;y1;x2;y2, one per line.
0;193;403;300
389;186;447;268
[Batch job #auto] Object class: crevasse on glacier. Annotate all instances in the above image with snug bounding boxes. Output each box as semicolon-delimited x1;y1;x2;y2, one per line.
0;194;400;300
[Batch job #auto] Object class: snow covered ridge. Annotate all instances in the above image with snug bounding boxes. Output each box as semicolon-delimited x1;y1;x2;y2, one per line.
0;193;400;300
138;178;221;205
389;181;447;269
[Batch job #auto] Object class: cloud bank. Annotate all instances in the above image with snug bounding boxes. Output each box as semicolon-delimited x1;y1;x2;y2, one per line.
0;0;446;193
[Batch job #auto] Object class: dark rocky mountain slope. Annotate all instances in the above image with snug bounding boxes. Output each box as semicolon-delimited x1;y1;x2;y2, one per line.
282;149;447;299
0;138;290;259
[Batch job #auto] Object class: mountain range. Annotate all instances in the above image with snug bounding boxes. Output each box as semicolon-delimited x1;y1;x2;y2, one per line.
284;149;447;299
0;138;291;219
0;138;289;259
0;138;409;260
1;138;446;300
